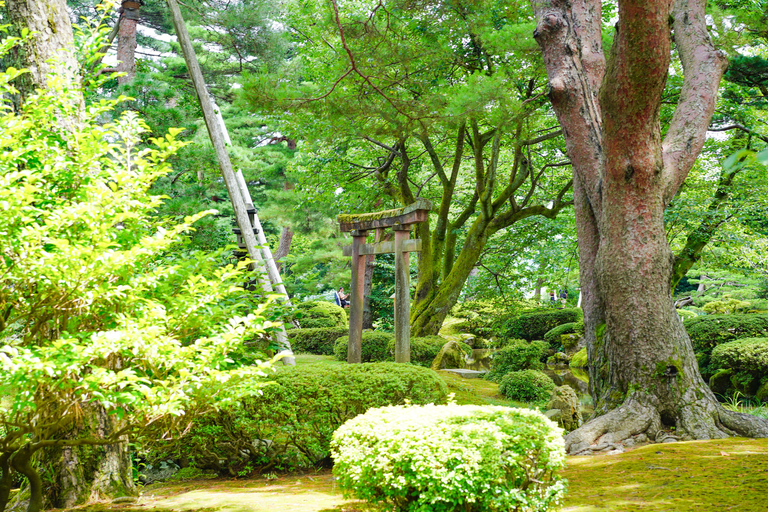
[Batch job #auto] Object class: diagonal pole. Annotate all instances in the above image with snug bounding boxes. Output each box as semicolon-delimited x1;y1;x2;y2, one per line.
165;0;294;364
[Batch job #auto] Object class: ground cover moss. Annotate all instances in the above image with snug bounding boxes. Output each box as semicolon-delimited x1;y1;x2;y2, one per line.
561;437;768;511
76;438;768;512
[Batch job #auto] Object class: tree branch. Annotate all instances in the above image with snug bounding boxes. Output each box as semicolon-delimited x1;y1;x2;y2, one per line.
662;0;730;204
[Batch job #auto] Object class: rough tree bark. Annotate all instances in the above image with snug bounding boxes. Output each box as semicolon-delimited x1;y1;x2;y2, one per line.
116;0;141;85
532;0;768;453
3;0;80;97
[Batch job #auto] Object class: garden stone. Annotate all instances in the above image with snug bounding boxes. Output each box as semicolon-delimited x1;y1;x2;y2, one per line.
140;460;180;485
544;409;562;422
546;385;582;431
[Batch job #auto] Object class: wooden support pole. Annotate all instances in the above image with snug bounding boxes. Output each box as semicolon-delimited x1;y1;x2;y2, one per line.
165;0;294;364
393;225;411;363
348;229;368;364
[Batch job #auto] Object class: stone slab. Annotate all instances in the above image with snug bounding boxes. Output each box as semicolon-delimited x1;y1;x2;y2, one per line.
440;368;488;379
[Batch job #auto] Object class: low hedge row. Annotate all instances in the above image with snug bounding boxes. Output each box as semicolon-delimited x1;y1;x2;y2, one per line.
685;313;768;353
149;363;448;474
711;337;768;376
504;308;582;342
288;327;348;355
333;333;451;366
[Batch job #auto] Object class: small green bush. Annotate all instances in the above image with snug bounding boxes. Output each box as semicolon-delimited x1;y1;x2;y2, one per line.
288;327;348;355
570;347;588;368
702;298;751;315
150;363;448;474
486;340;548;383
292;301;347;329
334;332;394;362
543;321;584;348
499;370;556;402
505;308;582;342
711;338;768;375
685;313;768;377
397;336;449;366
331;404;566;512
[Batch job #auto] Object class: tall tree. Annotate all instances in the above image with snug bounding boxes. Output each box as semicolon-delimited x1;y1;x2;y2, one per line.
245;0;573;336
532;0;768;452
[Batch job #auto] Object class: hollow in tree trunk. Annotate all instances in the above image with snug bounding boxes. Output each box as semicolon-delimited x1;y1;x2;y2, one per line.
531;0;768;452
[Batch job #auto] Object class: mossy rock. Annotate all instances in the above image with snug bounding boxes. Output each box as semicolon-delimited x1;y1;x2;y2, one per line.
570;347;588;368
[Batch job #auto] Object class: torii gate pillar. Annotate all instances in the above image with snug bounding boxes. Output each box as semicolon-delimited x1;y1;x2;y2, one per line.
339;199;432;364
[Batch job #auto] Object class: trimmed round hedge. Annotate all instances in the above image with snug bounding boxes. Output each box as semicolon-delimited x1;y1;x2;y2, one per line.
292;300;347;329
499;369;556;402
331;404;566;512
149;363;448;474
486;339;547;383
711;337;768;375
288;327;348;355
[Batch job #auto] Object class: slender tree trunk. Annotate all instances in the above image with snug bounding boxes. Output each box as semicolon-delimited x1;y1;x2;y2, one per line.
532;0;768;453
116;2;140;85
0;453;12;512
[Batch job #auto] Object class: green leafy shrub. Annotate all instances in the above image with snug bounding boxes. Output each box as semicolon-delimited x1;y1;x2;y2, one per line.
544;321;584;348
151;363;448;474
292;301;347;328
676;309;698;321
711;338;768;375
702;298;751;315
570;348;588;368
334;332;395;362
505;308;582;342
685;314;768;377
394;336;451;366
452;299;542;338
486;340;548;383
287;327;348;355
331;404;566;512
500;370;556;402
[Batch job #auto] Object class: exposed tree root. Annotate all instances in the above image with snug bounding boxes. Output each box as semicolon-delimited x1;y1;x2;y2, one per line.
565;394;768;455
719;409;768;438
565;399;659;454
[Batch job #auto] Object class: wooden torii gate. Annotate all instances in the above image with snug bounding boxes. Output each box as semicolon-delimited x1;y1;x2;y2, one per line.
338;199;432;363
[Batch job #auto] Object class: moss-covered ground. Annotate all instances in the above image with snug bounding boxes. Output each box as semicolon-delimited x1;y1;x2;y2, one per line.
70;437;768;512
60;352;768;512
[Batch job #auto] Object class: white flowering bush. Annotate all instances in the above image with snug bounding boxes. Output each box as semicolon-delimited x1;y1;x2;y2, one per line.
331;404;567;512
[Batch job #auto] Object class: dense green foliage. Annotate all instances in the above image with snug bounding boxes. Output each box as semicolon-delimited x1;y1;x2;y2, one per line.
331;404;566;512
149;363;448;474
712;337;768;375
544;321;584;348
686;314;768;351
287;327;348;355
403;336;451;367
486;340;548;383
334;332;395;362
291;301;347;329
570;348;588;368
499;370;556;402
505;309;583;342
0;51;278;500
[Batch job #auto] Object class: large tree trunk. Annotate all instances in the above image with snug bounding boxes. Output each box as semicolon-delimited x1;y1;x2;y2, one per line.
3;0;80;97
532;0;768;453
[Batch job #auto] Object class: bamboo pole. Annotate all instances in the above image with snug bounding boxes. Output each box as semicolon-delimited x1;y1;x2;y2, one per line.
165;0;294;364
